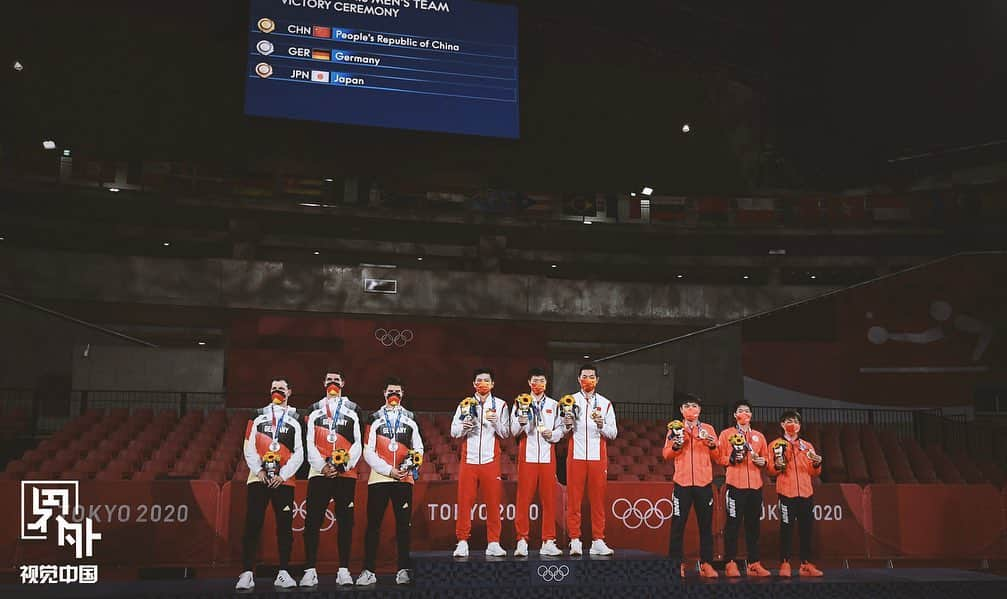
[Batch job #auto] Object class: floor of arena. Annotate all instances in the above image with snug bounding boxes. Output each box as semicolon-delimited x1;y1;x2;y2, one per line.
5;551;1005;598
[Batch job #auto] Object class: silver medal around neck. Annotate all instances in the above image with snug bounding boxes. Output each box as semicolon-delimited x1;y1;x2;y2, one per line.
327;432;337;444
388;440;398;452
269;441;280;452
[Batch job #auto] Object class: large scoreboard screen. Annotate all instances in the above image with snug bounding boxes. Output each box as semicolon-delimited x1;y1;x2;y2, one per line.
244;0;519;138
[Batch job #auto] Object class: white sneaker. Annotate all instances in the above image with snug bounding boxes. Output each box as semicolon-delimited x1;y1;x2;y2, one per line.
355;569;377;586
235;570;255;590
274;569;296;589
395;569;412;585
569;538;583;556
590;539;614;556
298;568;318;588
336;568;353;586
485;541;507;557
453;540;469;557
514;539;529;557
540;540;563;556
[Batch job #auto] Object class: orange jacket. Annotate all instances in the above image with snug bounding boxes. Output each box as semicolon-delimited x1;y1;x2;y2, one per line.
766;436;822;498
662;421;719;487
715;426;770;489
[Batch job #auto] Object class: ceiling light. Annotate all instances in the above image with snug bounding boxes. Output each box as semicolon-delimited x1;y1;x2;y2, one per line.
641;187;653;196
313;251;320;255
108;187;120;193
682;123;691;133
42;140;56;150
197;341;206;346
162;242;170;247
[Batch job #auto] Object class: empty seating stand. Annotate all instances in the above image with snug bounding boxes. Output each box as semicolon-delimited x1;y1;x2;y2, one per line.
2;410;1005;487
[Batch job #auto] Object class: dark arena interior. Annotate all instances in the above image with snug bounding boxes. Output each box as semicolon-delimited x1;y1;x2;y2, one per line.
1;1;1007;597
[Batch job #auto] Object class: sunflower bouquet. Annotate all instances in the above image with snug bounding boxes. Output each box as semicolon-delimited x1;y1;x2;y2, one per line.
327;447;349;472
667;419;685;443
770;438;790;471
458;397;478;421
515;393;533;418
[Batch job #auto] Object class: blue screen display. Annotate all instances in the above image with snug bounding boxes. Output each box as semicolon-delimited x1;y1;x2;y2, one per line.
244;0;518;138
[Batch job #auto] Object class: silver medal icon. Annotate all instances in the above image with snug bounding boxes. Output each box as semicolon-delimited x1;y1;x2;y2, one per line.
269;441;280;452
256;40;274;56
388;440;398;452
327;433;337;444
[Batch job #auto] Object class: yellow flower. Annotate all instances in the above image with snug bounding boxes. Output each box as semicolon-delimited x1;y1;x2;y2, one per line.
262;451;281;463
728;433;746;446
460;397;477;410
329;448;349;465
559;394;576;408
515;393;533;408
771;439;790;451
408;450;423;467
667;419;684;431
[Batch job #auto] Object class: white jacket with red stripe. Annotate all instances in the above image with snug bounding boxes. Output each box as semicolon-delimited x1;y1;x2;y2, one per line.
363;405;424;485
450;394;511;465
566;391;617;461
509;395;565;464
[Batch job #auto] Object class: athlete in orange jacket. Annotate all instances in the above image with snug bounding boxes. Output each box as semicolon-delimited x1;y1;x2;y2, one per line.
662;395;719;578
766;410;824;578
715;400;771;577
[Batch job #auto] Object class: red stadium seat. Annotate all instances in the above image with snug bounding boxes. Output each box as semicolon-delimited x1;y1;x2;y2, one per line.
4;460;28;475
819;425;847;483
878;430;917;483
949;451;985;484
925;445;965;484
859;426;894;484
902;438;939;484
840;425;870;485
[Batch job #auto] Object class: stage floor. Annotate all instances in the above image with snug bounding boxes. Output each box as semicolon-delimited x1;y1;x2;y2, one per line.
2;553;1005;598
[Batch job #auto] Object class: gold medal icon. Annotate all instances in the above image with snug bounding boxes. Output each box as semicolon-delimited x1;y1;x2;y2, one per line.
257;18;276;34
255;62;273;78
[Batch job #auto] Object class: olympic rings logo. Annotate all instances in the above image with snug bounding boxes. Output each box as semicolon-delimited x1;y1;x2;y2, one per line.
537;564;570;583
290;500;337;533
374;328;414;348
611;497;674;530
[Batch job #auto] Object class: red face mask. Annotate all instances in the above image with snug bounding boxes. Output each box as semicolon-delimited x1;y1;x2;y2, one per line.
271;391;286;404
325;383;341;397
474;382;492;395
682;406;700;421
784;422;800;435
386;393;401;407
735;412;752;426
530;382;546;395
579;380;597;393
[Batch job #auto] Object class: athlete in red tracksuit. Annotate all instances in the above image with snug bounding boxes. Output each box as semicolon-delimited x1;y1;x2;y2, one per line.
236;378;304;591
564;363;617;556
767;409;824;578
510;368;566;557
715;399;771;578
450;367;511;557
662;394;719;578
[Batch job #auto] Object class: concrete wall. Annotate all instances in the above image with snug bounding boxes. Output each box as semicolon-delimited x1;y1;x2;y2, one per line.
553;325;743;410
0;249;829;325
71;345;224;392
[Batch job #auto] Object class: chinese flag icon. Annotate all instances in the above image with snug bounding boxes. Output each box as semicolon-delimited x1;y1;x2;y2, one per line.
312;25;331;38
